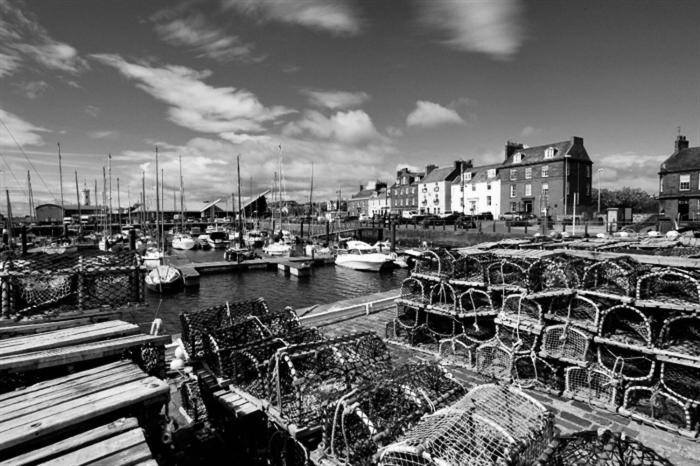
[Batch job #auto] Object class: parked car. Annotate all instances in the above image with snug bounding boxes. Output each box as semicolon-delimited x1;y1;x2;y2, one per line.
476;212;494;221
499;211;523;221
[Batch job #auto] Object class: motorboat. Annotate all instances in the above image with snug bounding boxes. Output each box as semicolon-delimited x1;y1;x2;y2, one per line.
335;240;394;271
304;243;334;259
144;265;182;293
207;231;229;249
142;247;164;269
224;246;257;262
243;230;267;248
172;233;196;250
263;241;292;257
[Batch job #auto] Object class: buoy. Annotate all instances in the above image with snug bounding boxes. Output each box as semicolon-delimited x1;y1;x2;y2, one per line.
174;346;187;360
170;359;185;371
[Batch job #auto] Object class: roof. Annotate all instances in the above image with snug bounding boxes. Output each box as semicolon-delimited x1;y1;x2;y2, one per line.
351;189;375;200
452;163;501;184
501;137;591;167
200;198;222;212
420;166;459;184
241;189;271;209
660;147;700;173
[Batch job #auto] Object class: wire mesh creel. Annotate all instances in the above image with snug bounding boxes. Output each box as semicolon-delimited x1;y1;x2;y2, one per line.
377;383;554;466
658;315;700;360
598;305;653;348
412;249;456;281
636;268;700;307
563;365;621;411
527;256;581;293
539;324;592;366
620;383;698;435
581;257;638;297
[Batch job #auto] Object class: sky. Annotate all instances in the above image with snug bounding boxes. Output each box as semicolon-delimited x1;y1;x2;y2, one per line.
1;0;700;214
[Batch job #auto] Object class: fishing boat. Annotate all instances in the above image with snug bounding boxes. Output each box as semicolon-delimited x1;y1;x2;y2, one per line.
172;233;196;250
144;264;182;292
335;240;394;271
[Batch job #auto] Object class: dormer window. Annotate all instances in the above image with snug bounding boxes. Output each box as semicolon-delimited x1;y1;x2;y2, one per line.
513;152;523;163
487;169;496;178
544;147;556;159
465;172;472;181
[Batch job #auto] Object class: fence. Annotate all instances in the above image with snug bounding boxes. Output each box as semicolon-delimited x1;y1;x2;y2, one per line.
0;250;145;318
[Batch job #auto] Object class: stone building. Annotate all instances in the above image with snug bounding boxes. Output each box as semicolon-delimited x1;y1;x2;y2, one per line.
450;164;501;218
348;181;387;217
499;137;593;218
659;135;700;221
389;167;424;216
417;160;472;215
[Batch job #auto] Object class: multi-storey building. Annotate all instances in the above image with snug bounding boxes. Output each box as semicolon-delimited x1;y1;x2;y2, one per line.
417;160;472;215
368;187;390;217
389;167;424;216
348;181;387;216
499;137;593;218
659;135;700;221
450;164;501;217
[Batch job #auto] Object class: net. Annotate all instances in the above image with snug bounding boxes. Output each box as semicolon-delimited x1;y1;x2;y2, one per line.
397;277;428;307
486;259;527;289
658;315;700;359
527;256;581;293
180;377;209;424
563;365;620;410
598;305;652;347
452;253;492;284
637;268;700;306
457;288;496;318
501;294;543;325
475;337;515;381
660;361;700;405
547;295;601;332
386;303;427;345
267;428;310;466
427;282;457;315
621;384;696;434
597;344;655;382
512;353;562;393
581;257;638;297
539;325;592;365
412;249;455;280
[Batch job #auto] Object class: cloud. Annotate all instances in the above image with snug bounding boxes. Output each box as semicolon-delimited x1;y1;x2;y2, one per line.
14;80;49;99
0;0;88;76
406;100;465;128
394;163;421;173
417;0;525;60
222;0;362;36
283;109;384;145
88;130;117;139
91;54;294;135
520;126;541;137
84;105;101;118
301;88;370;110
0;107;46;147
152;11;263;63
386;126;404;138
593;152;666;192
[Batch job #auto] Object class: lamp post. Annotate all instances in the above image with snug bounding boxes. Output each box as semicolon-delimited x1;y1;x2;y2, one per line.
597;168;604;214
563;154;571;217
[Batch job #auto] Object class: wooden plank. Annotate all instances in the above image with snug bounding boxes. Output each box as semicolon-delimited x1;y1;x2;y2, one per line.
0;310;129;329
0;334;170;373
0;361;132;404
88;442;153;466
0;318;121;340
39;428;147;466
0;321;141;356
0;418;139;466
0;376;168;452
558;248;700;269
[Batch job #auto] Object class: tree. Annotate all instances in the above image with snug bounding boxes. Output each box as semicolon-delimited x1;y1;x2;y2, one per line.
592;187;657;213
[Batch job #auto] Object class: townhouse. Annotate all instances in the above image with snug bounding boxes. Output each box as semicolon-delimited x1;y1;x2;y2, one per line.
450;164;501;218
417;160;472;215
659;135;700;220
389;167;424;216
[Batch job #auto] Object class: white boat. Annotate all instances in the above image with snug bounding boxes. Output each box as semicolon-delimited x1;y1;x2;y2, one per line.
335;240;394;271
244;230;267;248
171;233;196;250
207;231;229;249
142;247;164;269
263;241;292;257
144;265;182;293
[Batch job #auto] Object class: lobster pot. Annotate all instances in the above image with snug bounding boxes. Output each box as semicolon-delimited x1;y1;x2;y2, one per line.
547;295;601;332
661;361;700;405
563;365;620;410
439;333;479;368
539;325;592;365
457;288;496;317
452;253;491;284
180;378;208;423
501;294;543;325
322;363;466;466
637;269;700;307
268;429;309;466
512;354;562;393
266;332;392;428
527;257;580;293
598;305;653;348
92;273;131;305
15;272;73;313
412;249;455;281
476;338;515;380
425;312;464;340
180;297;269;357
658;315;700;360
427;282;457;314
486;259;527;289
496;321;540;354
534;429;673;466
397;277;428;307
581;257;638;297
597;344;655;382
378;384;554;466
386;303;426;344
621;385;698;435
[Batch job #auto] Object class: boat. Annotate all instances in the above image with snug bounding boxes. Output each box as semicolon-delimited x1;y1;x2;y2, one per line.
207;231;229;249
263;241;292;257
335;240;394;271
224;246;257;262
144;264;182;292
142;246;164;269
172;233;196;250
243;230;267;248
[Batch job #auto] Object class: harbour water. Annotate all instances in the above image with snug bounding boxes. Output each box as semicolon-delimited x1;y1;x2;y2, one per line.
141;248;409;333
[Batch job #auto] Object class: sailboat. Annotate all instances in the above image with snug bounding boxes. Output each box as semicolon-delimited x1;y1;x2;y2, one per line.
145;264;183;292
262;150;291;257
143;148;165;269
171;154;195;250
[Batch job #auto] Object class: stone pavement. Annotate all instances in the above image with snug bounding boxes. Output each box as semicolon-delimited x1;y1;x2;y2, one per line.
313;304;700;466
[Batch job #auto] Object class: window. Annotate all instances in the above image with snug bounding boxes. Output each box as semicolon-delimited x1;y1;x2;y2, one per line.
541;165;549;178
487;196;492;206
487;183;491;190
510;184;516;198
660;177;663;193
566;164;570;176
465;172;472;181
525;167;532;179
544;147;555;159
680;174;690;191
513;152;522;163
586;166;591;178
542;183;549;197
525;184;532;196
472;184;476;191
586;185;591;196
510;202;518;212
487;168;496;178
510;169;517;181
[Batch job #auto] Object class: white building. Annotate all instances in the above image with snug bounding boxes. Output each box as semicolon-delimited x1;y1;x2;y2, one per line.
368;187;390;217
450;164;501;217
417;161;470;216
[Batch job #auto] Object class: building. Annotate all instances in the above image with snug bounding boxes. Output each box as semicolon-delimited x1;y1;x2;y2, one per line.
450;164;501;217
659;135;700;221
347;181;387;216
499;137;593;218
389;167;424;216
417;160;472;215
368;187;390;217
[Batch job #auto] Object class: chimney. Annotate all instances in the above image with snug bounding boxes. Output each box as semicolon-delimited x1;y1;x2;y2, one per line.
359;184;364;191
675;135;689;152
425;164;438;175
454;159;473;170
505;141;524;161
571;136;583;146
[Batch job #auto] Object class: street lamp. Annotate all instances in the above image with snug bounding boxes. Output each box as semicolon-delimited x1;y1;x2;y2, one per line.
597;168;604;214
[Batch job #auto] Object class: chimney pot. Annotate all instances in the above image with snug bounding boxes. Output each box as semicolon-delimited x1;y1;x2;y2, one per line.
675;135;689;152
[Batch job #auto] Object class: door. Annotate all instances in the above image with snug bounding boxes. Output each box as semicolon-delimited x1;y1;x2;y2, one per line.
678;199;690;221
523;200;533;215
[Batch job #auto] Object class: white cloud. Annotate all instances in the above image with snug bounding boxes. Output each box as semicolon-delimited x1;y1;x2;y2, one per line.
223;0;362;36
0;107;46;147
88;130;117;139
417;0;525;60
406;100;465;128
14;80;49;99
283;109;383;145
84;105;101;118
0;1;88;76
386;126;404;138
152;11;263;63
91;54;294;135
301;89;370;110
394;163;421;173
594;152;666;192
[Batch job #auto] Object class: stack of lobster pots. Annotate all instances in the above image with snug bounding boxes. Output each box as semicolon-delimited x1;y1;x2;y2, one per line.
387;248;700;438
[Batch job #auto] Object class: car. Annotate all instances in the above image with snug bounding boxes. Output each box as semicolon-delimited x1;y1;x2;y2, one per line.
499;212;523;221
358;213;369;222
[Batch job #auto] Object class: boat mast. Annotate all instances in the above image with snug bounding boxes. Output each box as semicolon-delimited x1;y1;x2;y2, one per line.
141;171;146;229
309;162;314;216
74;170;81;235
5;190;13;249
161;168;165;247
237;154;243;247
155;146;160;251
127;185;132;225
108;154;113;234
26;171;35;222
117;177;121;230
102;167;107;237
57;142;64;214
179;154;184;232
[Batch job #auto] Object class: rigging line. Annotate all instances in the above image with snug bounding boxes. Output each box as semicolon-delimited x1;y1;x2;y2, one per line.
0;148;28;197
0;115;56;199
